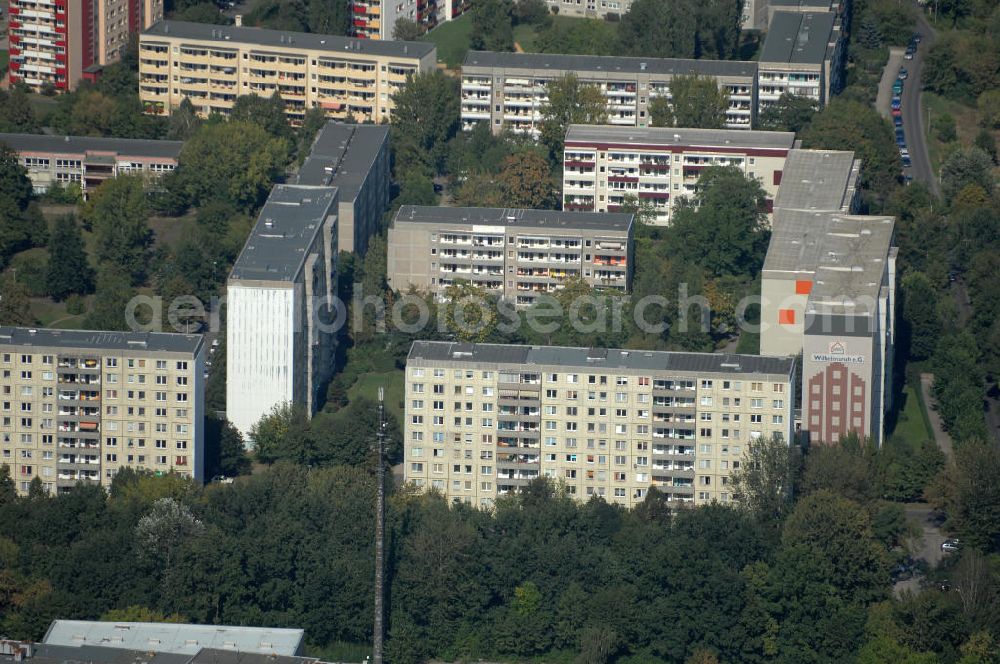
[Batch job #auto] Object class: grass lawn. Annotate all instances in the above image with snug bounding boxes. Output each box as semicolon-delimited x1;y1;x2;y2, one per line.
922;92;981;174
347;369;405;424
422;14;473;69
28;297;91;329
888;383;934;446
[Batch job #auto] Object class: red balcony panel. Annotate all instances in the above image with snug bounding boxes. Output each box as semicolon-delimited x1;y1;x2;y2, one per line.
638;192;670;200
640;163;671;171
352;5;367;12
56;67;67;75
564;160;595;168
8;20;20;29
608;175;638;183
563;203;593;211
353;18;367;26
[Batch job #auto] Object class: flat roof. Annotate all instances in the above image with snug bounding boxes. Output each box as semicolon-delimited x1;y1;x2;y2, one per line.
1;644;192;664
0;327;202;355
759;11;837;65
393;206;633;233
763;210;894;311
774;149;859;212
409;342;794;377
565;124;797;151
43;621;304;657
463;51;758;78
770;0;835;7
229;184;338;283
0;133;183;159
143;20;434;60
296;122;388;202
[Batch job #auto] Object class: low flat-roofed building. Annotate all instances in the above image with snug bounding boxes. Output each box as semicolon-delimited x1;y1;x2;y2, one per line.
562;124;798;224
296;123;390;255
226;185;340;439
544;0;634;19
387;205;634;306
139;20;435;125
43;621;305;657
757;11;845;114
461;51;759;135
0;327;205;495
403;341;795;507
765;0;844;26
772;148;861;214
0;133;182;198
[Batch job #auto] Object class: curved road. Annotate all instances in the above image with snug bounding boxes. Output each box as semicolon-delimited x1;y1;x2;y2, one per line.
901;9;940;195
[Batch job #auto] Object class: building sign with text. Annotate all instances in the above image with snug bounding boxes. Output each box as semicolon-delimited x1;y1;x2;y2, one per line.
810;341;865;365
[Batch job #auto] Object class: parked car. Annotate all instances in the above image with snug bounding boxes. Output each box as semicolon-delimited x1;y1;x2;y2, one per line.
893;80;904;94
912;32;922;43
904;174;914;184
905;46;916;60
892;108;903;118
898;67;909;80
894;116;904;127
891;98;902;110
902;155;912;168
941;538;961;553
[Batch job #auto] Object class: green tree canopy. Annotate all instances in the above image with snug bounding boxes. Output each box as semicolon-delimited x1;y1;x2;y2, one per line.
81;175;151;286
46;216;95;301
758;92;818;132
470;0;515;51
649;75;729;129
539;74;607;160
391;71;461;176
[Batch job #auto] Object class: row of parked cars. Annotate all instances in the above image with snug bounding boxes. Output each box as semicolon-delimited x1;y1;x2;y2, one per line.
892;33;922;180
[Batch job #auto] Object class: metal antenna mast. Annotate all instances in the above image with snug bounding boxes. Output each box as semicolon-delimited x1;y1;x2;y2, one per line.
373;387;387;664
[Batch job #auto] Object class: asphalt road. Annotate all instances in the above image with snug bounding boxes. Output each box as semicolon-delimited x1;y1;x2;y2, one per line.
895;504;947;597
901;10;940;195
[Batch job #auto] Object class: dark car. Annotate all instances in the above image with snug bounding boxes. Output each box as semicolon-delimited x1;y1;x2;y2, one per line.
912;32;922;43
894;116;904;127
902;157;912;167
891;98;902;110
942;538;961;553
904;174;914;184
898;67;909;80
905;46;916;60
893;80;904;94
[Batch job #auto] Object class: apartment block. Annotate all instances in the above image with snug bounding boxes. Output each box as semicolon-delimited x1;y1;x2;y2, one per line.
403;341;795;508
387;206;634;307
0;326;205;496
226;185;340;440
138;20;436;125
544;0;633;19
757;11;845;115
760;147;895;447
461;51;759;136
8;0;163;92
0;133;182;198
349;0;471;39
765;0;846;27
562;124;798;224
295;122;390;255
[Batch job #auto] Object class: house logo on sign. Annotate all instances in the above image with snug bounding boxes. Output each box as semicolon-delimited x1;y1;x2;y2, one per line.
829;341;846;355
811;340;865;364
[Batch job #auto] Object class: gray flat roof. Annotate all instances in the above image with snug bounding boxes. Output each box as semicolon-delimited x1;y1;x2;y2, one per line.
43;621;304;657
763;210;894;313
565;124;797;151
229;184;338;283
393;206;633;233
296;122;388;202
759;11;837;65
0;327;202;354
409;341;794;377
143;20;434;59
2;644;192;664
0;133;183;159
774;149;859;212
463;51;758;78
770;0;835;7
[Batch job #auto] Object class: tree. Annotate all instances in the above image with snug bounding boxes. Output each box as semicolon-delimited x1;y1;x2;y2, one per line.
977;89;1000;129
730;433;795;522
936;113;958;143
81;175;151;285
83;266;136;331
650;75;728;129
929;440;1000;553
666;166;770;277
166;97;202;141
230;93;292;140
392;17;423;40
250;402;299;464
618;0;698;59
395;174;439;207
135;497;205;572
0;465;15;506
100;606;186;623
46;216;94;301
973;130;997;164
0;87;41;133
443;282;498;342
941;148;995;204
900;271;940;361
175;121;290;212
307;0;351;34
758;92;818;132
0;276;33;326
496;150;557;208
470;0;514;52
799;98;900;194
390;72;461;176
0;144;46;269
539;74;607;160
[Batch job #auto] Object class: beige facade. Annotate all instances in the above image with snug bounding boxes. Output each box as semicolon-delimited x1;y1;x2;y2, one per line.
0;133;181;199
387;206;634;307
138;20;436;125
757;12;845;115
563;124;798;224
0;327;205;496
462;52;759;136
403;342;795;508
